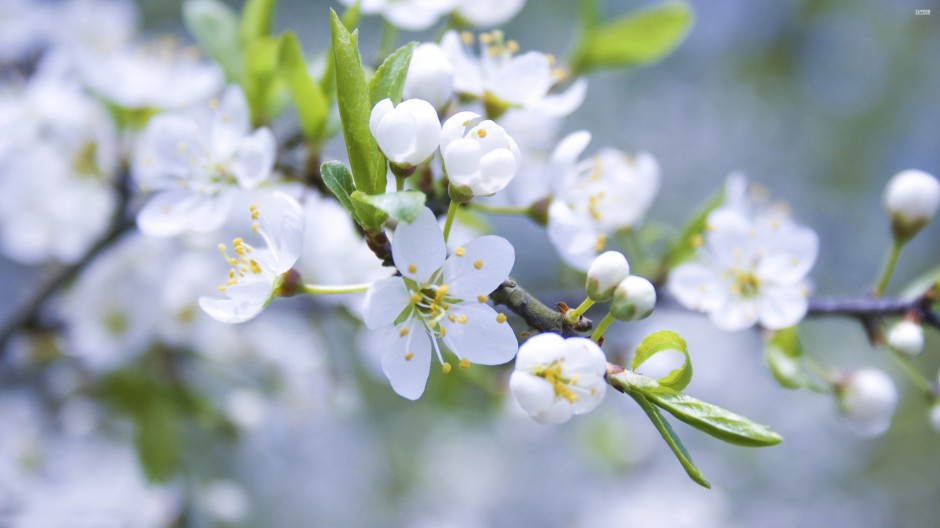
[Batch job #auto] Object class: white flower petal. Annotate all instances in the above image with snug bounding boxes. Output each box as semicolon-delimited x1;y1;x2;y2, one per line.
441;303;517;365
756;224;819;285
550;130;591;165
211;85;251;156
232;127;275;190
443;235;514;300
136;190;232;237
381;322;432;400
538;78;588;118
571;378;606;415
270;191;304;271
534;399;574;425
488;52;551;106
710;296;759;331
510;371;555;414
668;263;725;313
362;277;410;330
706;208;758;268
441;31;483;96
392;207;446;283
758;284;809;330
514;332;565;370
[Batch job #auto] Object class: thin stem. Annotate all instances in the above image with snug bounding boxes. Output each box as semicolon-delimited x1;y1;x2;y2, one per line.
564;297;595;325
396;175;405;192
873;239;903;296
301;283;372;295
442;200;458;243
590;313;616;342
469;202;529;216
887;349;933;393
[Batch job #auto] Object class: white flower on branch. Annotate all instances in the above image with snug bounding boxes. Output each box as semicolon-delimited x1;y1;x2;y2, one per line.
339;0;457;31
402;43;455;111
668;204;818;331
886;320;924;357
199;192;304;324
610;275;657;322
586;251;631;302
509;333;607;425
547;133;660;270
440;111;521;197
883;169;939;241
133;85;275;237
362;208;517;400
369;98;441;170
836;368;898;437
454;0;525;28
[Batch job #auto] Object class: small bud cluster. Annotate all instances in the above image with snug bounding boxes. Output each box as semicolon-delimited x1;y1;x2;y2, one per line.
585;250;657;322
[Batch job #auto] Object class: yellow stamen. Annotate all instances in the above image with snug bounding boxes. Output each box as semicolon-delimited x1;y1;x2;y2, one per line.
459;358;471;369
399;327;409;337
408;264;417;274
455;247;466;257
477;295;488;303
474;260;483;269
476;128;487;139
404;352;414;361
496;313;507;324
442;363;452;374
457;315;468;324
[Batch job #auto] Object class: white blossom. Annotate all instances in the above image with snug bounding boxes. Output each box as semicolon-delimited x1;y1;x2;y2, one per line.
402;42;455;111
886;320;924;357
836;368;898;437
884;169;939;239
133;85;275;237
668;182;818;331
548;136;660;270
930;401;940;433
509;333;607;424
339;0;458;31
199;192;304;324
203;480;250;524
362;208;517;400
610;275;657;321
440;111;521;196
586;251;630;302
454;0;525;28
369;98;441;168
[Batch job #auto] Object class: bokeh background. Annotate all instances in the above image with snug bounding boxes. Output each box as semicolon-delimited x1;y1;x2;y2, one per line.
2;0;939;526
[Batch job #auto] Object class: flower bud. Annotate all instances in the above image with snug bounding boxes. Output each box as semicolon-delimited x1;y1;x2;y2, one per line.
369;98;441;168
887;320;924;357
402;43;454;111
610;276;656;321
836;368;898;437
441;111;521;196
930;401;940;433
586;251;630;302
884;169;940;242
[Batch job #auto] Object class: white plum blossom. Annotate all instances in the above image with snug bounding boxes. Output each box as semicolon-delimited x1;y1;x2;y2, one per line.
369;98;441;169
836;368;898;437
440;111;521;196
887;320;924;357
133;85;275;237
610;275;657;321
509;333;607;424
454;0;525;28
669;204;818;331
362;208;517;400
884;169;939;240
339;0;457;31
548;135;660;270
402;42;455;110
199;192;304;324
586;251;631;302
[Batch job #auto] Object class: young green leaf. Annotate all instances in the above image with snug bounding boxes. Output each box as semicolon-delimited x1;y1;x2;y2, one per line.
632;330;693;392
279;32;329;141
627;390;711;488
243;35;289;125
660;186;724;273
644;386;783;447
369;42;417;106
329;9;387;202
764;326;805;389
352;190;426;224
183;0;243;82
239;0;276;43
571;0;693;74
321;160;358;218
319;2;362;97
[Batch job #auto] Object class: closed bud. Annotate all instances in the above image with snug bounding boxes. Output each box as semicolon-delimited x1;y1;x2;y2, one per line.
440;111;521;197
836;368;898;437
930;401;940;433
884;169;940;242
610;275;656;321
585;251;630;301
369;98;441;169
887;320;924;357
402;43;454;111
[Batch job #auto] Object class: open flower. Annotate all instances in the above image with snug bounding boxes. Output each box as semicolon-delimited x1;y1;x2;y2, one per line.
509;333;607;424
369;98;441;170
133;85;275;237
668;203;818;331
440;111;521;197
199;192;304;324
362;208;517;400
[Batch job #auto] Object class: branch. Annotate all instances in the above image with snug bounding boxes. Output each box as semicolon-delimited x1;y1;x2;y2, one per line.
808;295;940;331
490;278;591;337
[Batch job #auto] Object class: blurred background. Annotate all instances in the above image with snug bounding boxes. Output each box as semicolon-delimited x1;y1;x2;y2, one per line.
1;0;939;526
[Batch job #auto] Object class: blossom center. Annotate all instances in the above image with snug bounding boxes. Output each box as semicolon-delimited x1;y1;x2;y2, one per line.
533;361;579;403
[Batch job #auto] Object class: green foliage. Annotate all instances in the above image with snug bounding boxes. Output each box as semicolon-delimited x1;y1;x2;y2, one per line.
183;0;243;82
353;190;426;224
319;2;362;97
661;187;724;272
321;161;385;229
239;0;276;43
571;0;693;74
329;9;388;223
369;42;417;106
632;329;692;391
279;32;329;141
764;326;805;390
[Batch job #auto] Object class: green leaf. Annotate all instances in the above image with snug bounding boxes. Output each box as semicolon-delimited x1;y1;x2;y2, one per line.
135;398;181;483
571;0;693;74
352;190;425;224
239;0;276;43
764;326;804;389
244;35;289;125
321;160;357;216
183;0;243;82
319;2;362;97
330;9;388;204
369;42;417;106
279;32;329;141
627;390;710;488
644;386;783;447
631;330;692;392
662;187;724;271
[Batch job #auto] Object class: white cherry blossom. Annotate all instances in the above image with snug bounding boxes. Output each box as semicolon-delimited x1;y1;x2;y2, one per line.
133;85;275;237
610;275;657;321
454;0;525;28
668;202;818;331
586;251;630;302
362;208;517;400
836;368;898;437
884;169;939;240
509;333;607;424
369;98;441;169
440;111;521;196
338;0;458;31
402;42;455;111
886;320;924;357
199;192;304;324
